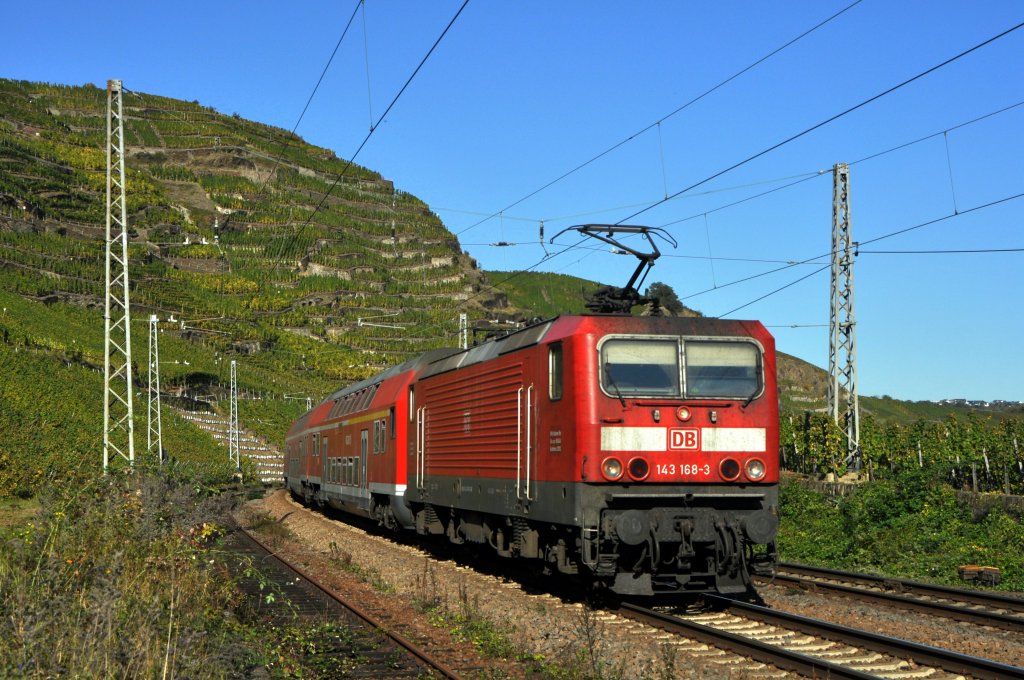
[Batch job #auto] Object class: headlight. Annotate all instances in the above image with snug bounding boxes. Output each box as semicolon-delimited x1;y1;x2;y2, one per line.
601;457;623;481
627;457;650;481
745;458;766;481
719;457;741;481
676;406;691;421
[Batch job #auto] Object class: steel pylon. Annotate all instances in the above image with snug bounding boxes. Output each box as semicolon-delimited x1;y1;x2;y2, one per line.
103;79;136;472
229;360;240;471
827;162;861;471
147;315;163;464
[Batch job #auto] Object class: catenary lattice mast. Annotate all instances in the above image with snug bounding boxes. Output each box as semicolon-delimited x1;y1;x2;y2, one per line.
103;79;136;472
827;162;861;471
229;360;240;471
147;315;163;464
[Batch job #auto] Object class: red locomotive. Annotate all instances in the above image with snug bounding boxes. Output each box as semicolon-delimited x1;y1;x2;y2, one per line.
285;226;779;595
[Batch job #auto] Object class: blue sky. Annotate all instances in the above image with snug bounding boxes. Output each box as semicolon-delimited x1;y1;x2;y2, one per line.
3;1;1022;401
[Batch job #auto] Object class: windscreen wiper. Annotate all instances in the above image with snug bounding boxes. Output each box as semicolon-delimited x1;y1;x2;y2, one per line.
604;363;627;408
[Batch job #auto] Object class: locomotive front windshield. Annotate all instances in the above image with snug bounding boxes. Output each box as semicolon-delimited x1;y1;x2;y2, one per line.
600;337;761;399
602;339;680;397
684;341;760;398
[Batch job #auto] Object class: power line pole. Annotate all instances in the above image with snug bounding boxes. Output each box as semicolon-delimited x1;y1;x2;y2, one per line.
459;313;468;350
827;162;861;472
229;359;240;471
147;315;163;464
103;79;136;472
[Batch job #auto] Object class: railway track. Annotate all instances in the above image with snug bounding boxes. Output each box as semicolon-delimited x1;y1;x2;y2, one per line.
224;525;465;679
760;562;1024;633
249;492;1024;678
612;596;1024;680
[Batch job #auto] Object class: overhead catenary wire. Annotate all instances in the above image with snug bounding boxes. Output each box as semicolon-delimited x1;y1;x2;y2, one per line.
470;102;1015;311
718;265;830;318
656;98;1024;233
565;101;1024;303
361;0;374;131
113;11;1020;360
692;191;1024;317
439;188;1023;343
249;2;363;207
616;19;1024;226
266;0;471;277
454;0;865;237
859;247;1024;255
857;192;1024;248
436;170;825;226
692;192;1024;300
766;324;829;328
942;130;960;214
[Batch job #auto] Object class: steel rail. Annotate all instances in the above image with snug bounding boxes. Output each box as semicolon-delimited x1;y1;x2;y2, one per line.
236;525;465;680
777;562;1024;611
707;594;1024;680
763;570;1024;633
615;601;879;680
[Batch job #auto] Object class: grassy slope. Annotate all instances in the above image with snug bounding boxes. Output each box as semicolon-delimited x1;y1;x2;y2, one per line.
779;472;1024;590
0;287;243;493
0;78;491;496
481;270;601;318
0;75;1020;496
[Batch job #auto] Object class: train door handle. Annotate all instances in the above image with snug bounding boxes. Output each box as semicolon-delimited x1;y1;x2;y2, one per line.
526;384;534;501
516;387;523;500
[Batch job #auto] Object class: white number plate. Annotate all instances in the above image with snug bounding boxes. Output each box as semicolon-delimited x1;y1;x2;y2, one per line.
655;463;711;476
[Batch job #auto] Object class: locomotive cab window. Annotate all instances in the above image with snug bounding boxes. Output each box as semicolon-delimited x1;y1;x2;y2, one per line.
684;341;761;399
600;338;680;397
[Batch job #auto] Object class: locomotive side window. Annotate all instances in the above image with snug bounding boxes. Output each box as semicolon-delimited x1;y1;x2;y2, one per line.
601;338;680;397
684;341;761;399
548;343;564;401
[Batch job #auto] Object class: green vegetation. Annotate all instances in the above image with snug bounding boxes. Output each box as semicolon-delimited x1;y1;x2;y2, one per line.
2;76;1022;675
0;77;511;499
0;473;396;677
781;411;1024;494
259;622;377;677
778;471;1024;590
1;473;247;676
414;564;528;665
328;541;395;594
483;270;601;318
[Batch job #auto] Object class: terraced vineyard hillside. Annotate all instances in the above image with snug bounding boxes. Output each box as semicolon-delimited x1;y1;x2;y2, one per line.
0;77;523;493
0;78;511;384
3;78;1018;498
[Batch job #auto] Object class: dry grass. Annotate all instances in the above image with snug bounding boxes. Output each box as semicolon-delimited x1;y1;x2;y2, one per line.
0;472;255;677
0;497;39;530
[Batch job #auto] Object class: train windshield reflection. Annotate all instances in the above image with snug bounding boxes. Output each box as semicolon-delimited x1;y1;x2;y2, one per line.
600;337;762;400
684;341;761;399
601;338;680;396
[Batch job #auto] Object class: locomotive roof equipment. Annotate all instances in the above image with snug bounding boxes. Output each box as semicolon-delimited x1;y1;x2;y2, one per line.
549;223;678;314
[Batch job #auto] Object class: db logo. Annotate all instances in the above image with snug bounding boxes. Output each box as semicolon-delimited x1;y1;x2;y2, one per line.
669;428;699;450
